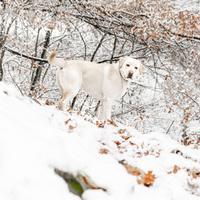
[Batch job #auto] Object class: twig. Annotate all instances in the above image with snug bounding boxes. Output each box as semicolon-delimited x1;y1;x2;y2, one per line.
110;36;117;63
90;33;107;61
4;46;48;63
166;121;174;134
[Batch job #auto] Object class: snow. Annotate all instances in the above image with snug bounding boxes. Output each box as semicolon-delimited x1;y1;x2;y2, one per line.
0;82;200;200
171;0;200;11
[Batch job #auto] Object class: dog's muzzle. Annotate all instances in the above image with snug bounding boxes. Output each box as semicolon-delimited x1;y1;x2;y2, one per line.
127;71;133;79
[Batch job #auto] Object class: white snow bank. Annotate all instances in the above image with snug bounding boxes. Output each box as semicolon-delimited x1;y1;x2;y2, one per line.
0;82;134;200
0;82;199;200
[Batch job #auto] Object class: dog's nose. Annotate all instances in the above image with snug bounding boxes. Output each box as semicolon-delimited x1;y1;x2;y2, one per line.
127;71;133;79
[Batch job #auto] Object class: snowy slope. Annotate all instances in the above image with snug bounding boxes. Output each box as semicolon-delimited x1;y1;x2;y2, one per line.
172;0;200;11
0;82;199;200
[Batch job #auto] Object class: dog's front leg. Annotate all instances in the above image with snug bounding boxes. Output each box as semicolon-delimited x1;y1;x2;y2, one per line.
98;98;112;120
58;92;68;110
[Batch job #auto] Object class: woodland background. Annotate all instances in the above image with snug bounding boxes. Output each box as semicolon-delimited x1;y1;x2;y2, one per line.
0;0;200;144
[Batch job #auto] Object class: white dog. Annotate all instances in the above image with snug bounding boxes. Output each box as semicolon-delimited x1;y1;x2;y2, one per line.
48;52;143;120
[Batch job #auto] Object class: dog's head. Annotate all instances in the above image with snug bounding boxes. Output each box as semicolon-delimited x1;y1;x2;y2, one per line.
118;56;144;81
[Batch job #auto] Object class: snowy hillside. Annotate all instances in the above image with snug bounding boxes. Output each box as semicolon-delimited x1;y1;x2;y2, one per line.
172;0;200;11
0;82;199;200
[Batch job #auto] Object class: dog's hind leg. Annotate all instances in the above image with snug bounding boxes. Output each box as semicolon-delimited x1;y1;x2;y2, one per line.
58;92;68;110
56;67;81;112
58;91;79;112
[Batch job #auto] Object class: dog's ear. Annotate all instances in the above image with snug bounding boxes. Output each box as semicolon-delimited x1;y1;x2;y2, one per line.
118;57;126;68
139;62;144;75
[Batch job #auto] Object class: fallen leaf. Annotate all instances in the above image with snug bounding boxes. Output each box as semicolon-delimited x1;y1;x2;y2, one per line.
99;148;109;154
121;135;131;140
118;129;126;134
114;141;121;146
190;170;200;179
173;165;181;174
129;141;137;146
138;171;156;187
124;164;144;176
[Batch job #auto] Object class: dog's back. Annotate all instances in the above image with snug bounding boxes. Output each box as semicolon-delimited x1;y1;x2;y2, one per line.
48;51;103;71
48;51;107;99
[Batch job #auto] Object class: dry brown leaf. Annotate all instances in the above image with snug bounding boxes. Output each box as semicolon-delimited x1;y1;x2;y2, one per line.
69;124;76;130
138;171;156;187
99;148;109;154
114;141;121;146
123;164;155;187
190;170;200;179
121;135;131;140
124;164;144;176
118;129;126;134
173;165;181;174
129;141;137;146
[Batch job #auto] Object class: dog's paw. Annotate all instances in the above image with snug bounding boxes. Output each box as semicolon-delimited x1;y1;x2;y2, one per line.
96;119;118;128
65;118;77;133
96;120;106;128
106;119;118;127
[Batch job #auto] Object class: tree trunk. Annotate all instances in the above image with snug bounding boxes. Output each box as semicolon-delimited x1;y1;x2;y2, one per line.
30;30;51;92
0;38;6;81
0;50;3;81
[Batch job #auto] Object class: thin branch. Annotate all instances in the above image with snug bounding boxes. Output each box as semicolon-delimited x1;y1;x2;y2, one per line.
110;36;117;63
90;33;107;61
98;46;148;63
4;46;48;63
160;23;200;41
166;121;174;134
69;21;87;60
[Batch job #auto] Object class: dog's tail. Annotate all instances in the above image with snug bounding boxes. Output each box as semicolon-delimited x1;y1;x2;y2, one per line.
48;50;57;65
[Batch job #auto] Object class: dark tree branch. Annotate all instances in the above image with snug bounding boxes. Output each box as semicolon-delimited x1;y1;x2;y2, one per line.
160;23;200;41
4;46;48;63
110;36;117;63
90;33;107;62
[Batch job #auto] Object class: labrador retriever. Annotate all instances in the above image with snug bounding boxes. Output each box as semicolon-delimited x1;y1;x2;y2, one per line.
48;52;143;120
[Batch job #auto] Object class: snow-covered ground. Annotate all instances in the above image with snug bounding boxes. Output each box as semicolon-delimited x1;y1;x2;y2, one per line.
0;82;199;200
171;0;200;11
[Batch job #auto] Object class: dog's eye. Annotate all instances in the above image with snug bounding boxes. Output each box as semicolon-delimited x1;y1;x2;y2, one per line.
135;67;138;69
126;64;130;67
